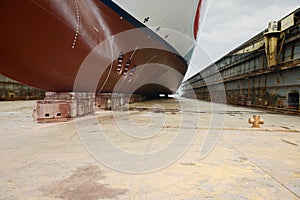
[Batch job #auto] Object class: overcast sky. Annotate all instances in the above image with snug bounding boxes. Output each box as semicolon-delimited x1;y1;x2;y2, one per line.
185;0;300;80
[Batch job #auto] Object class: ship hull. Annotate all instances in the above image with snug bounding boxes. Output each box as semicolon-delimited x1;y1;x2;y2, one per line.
0;0;203;95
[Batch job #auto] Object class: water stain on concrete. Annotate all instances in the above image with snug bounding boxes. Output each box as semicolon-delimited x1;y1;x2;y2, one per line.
40;165;128;200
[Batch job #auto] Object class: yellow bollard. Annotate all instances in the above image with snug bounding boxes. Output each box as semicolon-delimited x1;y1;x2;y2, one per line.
248;115;264;128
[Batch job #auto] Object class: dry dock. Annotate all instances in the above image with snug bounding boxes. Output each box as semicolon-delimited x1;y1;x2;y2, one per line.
181;8;300;112
0;98;300;199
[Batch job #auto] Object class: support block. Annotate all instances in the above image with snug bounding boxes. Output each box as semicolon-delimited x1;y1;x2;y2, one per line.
95;93;146;111
33;92;95;122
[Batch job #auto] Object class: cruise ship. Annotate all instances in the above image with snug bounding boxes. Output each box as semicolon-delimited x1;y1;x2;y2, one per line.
0;0;206;96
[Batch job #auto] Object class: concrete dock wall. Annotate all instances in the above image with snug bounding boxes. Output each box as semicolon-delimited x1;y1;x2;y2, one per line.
0;75;44;100
181;8;300;112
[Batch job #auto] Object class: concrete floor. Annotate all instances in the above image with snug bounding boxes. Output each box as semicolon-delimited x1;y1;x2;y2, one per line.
0;98;300;200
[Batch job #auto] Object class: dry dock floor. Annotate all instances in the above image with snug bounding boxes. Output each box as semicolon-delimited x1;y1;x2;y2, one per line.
0;98;300;200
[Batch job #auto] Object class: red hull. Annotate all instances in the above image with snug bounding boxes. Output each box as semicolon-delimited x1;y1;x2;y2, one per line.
0;1;188;95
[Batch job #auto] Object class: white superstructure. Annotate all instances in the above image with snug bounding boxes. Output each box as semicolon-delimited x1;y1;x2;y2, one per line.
112;0;206;58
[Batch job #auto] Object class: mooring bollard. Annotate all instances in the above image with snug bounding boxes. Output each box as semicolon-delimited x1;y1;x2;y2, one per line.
248;115;264;128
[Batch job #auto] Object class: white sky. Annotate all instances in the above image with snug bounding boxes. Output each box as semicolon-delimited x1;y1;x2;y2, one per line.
185;0;300;80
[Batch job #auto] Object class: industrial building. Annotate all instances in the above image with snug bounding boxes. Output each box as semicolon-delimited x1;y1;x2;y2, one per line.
181;8;300;112
0;75;44;100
